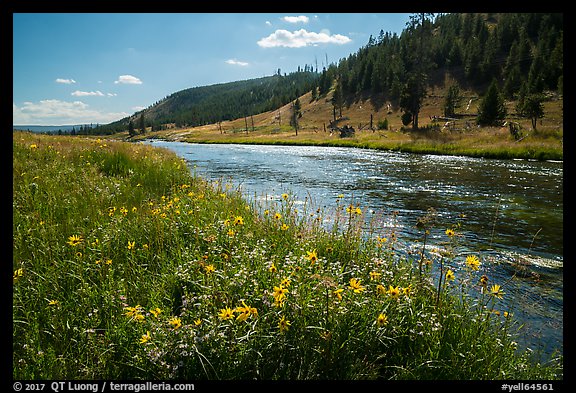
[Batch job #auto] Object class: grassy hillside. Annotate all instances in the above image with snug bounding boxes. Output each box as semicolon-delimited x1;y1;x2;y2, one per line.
104;72;317;133
128;83;563;160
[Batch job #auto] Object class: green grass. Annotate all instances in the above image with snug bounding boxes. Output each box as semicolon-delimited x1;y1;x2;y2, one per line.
135;124;563;161
13;131;562;380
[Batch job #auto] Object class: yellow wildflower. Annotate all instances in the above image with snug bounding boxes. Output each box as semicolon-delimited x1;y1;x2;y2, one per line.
168;317;182;329
376;236;387;246
278;315;291;333
236;311;249;322
346;205;362;215
235;301;256;322
490;284;505;299
13;268;24;282
150;307;162;318
139;331;151;344
127;241;135;250
387;285;401;300
306;249;318;265
233;216;244;226
273;285;288;299
377;313;388;327
124;305;144;322
333;288;344;301
465;255;481;271
348;278;366;293
402;285;412;296
218;307;235;321
272;285;288;307
445;269;455;281
369;271;381;281
67;235;83;247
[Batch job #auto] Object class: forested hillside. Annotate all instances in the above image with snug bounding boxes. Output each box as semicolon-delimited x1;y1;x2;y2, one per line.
319;12;562;129
101;71;317;134
329;13;562;97
90;13;562;136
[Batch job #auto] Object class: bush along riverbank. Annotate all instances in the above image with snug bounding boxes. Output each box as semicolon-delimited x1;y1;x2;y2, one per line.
13;132;562;380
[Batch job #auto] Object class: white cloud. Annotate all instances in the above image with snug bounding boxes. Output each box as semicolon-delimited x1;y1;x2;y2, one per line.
257;29;351;48
107;93;117;97
55;78;76;84
225;59;249;66
282;16;309;24
265;21;272;26
71;90;105;97
13;99;129;125
114;75;143;85
132;106;146;111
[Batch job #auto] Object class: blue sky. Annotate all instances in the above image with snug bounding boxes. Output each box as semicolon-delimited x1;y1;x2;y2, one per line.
13;13;412;126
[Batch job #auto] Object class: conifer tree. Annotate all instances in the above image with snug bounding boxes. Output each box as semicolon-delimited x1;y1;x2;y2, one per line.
128;120;136;136
138;113;146;134
477;79;507;126
444;84;461;118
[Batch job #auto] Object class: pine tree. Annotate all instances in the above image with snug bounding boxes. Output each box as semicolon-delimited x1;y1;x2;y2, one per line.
290;98;301;135
138;113;146;134
518;93;545;130
477;79;507;126
128;120;136;136
444;84;462;118
331;80;343;118
401;12;434;130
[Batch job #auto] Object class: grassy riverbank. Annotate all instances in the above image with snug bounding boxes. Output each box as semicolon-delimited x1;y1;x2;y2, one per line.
13;131;562;380
125;90;563;161
126;124;563;161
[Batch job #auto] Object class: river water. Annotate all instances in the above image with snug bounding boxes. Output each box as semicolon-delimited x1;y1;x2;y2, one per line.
147;140;563;360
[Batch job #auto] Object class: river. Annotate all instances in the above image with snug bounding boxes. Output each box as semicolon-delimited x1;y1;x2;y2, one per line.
147;140;563;360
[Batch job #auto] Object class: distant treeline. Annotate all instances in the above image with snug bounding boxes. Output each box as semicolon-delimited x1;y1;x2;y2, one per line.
13;124;109;136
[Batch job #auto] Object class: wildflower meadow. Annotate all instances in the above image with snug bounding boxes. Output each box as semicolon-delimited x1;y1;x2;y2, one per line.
12;132;562;380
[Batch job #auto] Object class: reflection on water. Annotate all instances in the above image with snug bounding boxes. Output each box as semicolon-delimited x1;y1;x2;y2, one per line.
147;140;563;359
